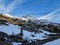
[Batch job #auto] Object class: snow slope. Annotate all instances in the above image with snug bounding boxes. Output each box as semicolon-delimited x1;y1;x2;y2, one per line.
0;23;49;40
43;39;60;45
0;13;60;45
1;23;59;45
0;24;20;35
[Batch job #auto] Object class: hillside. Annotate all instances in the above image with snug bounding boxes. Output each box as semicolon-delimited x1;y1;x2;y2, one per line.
0;14;60;45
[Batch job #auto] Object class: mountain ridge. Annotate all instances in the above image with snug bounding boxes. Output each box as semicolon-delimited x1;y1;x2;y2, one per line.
0;14;60;45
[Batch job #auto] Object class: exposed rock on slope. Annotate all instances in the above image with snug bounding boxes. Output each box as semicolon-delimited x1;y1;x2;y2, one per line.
0;14;60;45
0;14;60;33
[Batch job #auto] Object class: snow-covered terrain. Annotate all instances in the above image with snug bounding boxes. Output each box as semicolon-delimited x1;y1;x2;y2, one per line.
0;23;58;45
43;39;60;45
0;24;20;35
3;14;14;18
0;14;60;45
0;23;50;40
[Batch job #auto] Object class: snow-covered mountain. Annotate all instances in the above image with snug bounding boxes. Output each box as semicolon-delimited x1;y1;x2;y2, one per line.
0;13;60;33
0;20;59;45
2;14;14;18
0;18;52;45
0;13;60;45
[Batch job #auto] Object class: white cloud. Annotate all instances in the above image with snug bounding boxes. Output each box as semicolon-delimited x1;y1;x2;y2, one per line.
6;0;23;13
0;0;23;14
39;9;60;20
0;4;6;13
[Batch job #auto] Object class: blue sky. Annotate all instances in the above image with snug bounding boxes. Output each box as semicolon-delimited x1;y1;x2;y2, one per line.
0;0;60;17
